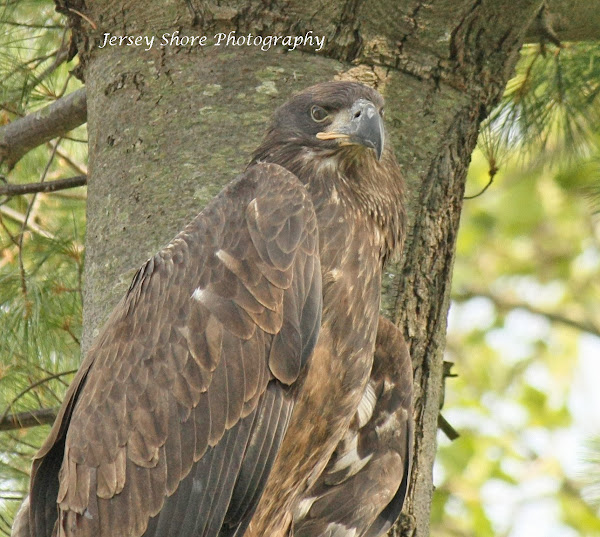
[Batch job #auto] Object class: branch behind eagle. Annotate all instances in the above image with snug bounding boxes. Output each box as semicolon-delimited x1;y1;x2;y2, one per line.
20;81;413;537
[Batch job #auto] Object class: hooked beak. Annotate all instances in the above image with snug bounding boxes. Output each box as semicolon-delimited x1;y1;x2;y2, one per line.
316;99;385;160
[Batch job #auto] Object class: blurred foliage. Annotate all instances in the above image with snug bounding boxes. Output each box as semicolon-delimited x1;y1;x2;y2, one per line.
0;1;85;533
582;436;600;510
431;42;600;537
1;3;600;537
0;0;72;110
483;43;600;160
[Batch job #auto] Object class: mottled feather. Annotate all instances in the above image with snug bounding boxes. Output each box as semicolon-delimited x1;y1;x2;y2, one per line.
293;316;413;537
27;163;321;537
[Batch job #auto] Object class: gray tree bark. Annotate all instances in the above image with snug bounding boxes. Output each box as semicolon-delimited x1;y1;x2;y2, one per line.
0;88;86;169
52;0;600;536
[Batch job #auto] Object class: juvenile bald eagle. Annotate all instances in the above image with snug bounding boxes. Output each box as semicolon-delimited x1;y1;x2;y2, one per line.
19;81;412;537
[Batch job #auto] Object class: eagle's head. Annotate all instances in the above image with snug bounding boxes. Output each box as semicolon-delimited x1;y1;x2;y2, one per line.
251;80;405;263
253;81;386;164
270;81;385;160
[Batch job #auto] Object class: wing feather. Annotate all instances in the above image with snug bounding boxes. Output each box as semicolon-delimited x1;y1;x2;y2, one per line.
221;383;294;537
293;316;413;537
192;389;212;460
28;163;322;537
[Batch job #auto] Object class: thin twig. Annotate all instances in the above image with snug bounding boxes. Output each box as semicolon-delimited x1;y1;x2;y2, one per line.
438;413;460;441
0;103;22;117
464;167;498;200
0;176;86;198
57;72;73;99
53;145;87;176
66;7;98;29
27;30;70;93
5;432;38;450
23;49;60;68
0;207;54;239
0;213;20;245
0;370;77;426
534;2;563;50
60;135;88;144
26;370;45;410
61;319;81;346
34;365;71;388
1;20;63;30
16;141;61;301
453;288;600;338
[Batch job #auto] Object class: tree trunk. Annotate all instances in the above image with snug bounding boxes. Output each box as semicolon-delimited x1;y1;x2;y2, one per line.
58;0;574;535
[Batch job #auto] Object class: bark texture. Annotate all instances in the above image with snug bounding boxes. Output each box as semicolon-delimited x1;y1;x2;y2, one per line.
52;0;598;536
540;0;600;42
4;0;599;170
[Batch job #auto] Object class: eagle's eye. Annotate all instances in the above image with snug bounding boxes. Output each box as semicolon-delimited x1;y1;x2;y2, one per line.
310;105;329;123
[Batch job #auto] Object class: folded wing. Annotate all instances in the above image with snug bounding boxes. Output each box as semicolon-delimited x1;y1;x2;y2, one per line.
29;162;322;537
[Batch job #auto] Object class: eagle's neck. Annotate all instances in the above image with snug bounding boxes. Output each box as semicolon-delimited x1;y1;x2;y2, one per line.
252;143;405;264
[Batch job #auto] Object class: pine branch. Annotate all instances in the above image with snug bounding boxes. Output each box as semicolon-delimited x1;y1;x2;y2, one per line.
16;142;61;301
1;20;63;30
0;206;54;239
26;44;70;94
0;88;86;169
0;176;86;197
0;370;77;428
0;407;57;431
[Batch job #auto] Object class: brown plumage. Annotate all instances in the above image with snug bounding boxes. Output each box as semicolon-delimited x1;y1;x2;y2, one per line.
293;316;413;537
19;81;411;537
